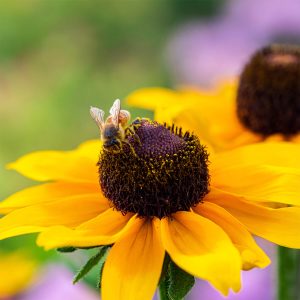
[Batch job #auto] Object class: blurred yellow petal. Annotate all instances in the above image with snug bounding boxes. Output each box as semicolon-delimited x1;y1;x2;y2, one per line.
213;142;300;170
211;164;300;206
173;105;258;151
194;202;270;270
291;133;300;143
102;218;164;300
207;190;300;248
7;140;101;182
0;194;108;240
154;105;188;125
177;81;260;151
265;134;287;142
37;208;134;250
0;181;100;214
126;87;210;122
160;211;241;295
126;87;180;110
0;252;36;297
76;139;102;159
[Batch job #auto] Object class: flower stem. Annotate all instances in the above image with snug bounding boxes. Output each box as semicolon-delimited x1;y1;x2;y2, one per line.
278;246;300;300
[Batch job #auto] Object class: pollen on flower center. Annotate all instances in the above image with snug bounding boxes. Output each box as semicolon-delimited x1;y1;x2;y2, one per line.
237;44;300;136
98;119;209;218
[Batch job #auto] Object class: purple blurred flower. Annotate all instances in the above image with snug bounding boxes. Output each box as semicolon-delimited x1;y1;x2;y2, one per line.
228;0;300;38
166;0;300;87
167;20;262;87
18;264;99;300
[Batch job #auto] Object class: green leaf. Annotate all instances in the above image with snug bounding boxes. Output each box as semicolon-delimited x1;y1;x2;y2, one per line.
57;246;100;253
73;246;109;284
158;255;172;300
159;276;172;300
167;261;195;300
57;247;77;253
97;249;109;289
159;254;171;285
278;247;300;300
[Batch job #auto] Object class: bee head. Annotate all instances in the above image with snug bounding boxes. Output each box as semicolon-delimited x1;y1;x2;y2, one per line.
90;99;130;139
103;123;119;139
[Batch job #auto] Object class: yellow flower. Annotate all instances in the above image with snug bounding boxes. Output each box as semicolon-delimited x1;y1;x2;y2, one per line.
127;45;300;152
2;108;300;300
0;251;36;297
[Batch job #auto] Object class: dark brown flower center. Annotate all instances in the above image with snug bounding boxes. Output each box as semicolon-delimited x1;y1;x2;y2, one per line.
237;44;300;136
98;119;209;218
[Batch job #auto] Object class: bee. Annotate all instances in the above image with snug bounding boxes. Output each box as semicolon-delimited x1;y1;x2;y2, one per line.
90;99;131;152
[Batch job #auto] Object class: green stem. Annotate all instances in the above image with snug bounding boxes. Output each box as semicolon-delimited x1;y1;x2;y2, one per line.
278;246;300;300
159;279;169;300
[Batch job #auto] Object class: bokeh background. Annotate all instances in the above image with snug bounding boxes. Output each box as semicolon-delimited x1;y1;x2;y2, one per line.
0;0;299;299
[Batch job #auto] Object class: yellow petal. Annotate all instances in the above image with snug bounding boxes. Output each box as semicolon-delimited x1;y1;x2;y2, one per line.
102;218;164;300
291;133;300;143
213;142;300;171
168;85;258;151
7;140;101;182
126;87;208;121
265;134;287;142
37;208;134;250
0;194;108;240
178;102;257;151
0;182;100;214
126;87;180;110
160;211;241;295
0;252;36;297
211;164;300;206
207;190;300;248
194;202;270;270
76;139;102;159
169;105;213;144
154;105;189;125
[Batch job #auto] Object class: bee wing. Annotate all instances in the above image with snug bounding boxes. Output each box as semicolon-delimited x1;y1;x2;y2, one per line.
90;106;105;131
109;99;121;127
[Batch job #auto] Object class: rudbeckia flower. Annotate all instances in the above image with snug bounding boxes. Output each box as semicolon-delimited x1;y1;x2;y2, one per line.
2;100;300;300
127;44;300;152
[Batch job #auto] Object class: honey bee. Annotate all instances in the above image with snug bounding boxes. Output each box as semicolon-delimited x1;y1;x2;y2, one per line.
90;99;131;151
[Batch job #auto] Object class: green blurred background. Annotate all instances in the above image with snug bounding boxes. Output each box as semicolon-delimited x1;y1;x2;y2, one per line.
0;0;223;284
0;0;224;195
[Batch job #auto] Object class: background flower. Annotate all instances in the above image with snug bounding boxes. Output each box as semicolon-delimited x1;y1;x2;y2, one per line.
166;0;300;87
0;251;36;298
19;264;99;300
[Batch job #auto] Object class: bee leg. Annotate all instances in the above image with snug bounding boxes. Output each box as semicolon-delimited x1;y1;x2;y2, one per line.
125;126;135;136
108;140;123;154
134;134;142;146
125;126;142;146
122;140;138;157
115;139;123;152
131;134;142;147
